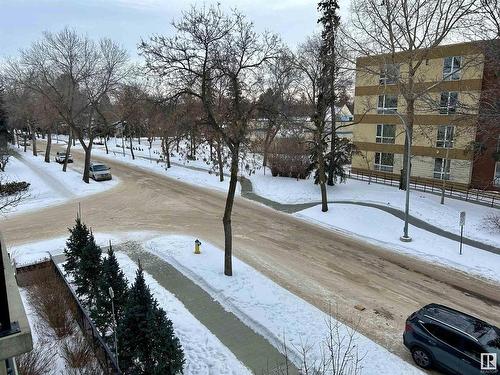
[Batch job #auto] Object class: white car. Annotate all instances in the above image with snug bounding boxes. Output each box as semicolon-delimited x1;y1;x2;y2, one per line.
55;151;73;163
89;163;112;181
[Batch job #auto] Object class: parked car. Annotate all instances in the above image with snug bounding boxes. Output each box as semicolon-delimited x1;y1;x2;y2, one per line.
55;151;73;163
404;303;499;374
89;162;112;181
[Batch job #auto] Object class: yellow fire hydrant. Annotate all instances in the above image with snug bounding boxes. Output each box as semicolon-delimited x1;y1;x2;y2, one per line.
194;239;202;254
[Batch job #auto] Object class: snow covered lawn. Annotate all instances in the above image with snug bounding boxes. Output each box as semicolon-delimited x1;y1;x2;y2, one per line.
250;167;500;247
86;143;240;195
116;252;251;375
296;203;500;283
142;234;424;375
3;150;119;216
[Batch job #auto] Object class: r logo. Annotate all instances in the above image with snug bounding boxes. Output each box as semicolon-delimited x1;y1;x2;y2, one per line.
481;353;497;371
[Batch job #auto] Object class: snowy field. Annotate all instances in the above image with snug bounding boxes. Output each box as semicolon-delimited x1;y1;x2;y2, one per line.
296;204;500;283
3;149;118;216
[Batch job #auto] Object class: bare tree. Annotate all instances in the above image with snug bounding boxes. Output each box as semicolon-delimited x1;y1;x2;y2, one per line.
293;34;332;212
140;5;280;276
344;0;479;190
5;28;129;182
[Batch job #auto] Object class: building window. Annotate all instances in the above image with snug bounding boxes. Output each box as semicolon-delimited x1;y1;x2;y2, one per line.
436;125;454;148
379;64;400;85
439;92;458;114
376;124;396;144
374;152;394;172
377;94;398;114
443;56;462;81
434;158;451;180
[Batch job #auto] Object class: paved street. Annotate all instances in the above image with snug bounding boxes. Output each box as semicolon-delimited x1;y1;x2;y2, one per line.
3;144;499;365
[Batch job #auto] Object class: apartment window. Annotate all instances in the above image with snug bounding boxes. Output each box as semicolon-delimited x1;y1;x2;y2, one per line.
436;125;454;148
434;158;451;180
377;94;398;114
443;56;462;81
374;152;394;172
376;124;396;144
440;92;458;114
379;64;400;84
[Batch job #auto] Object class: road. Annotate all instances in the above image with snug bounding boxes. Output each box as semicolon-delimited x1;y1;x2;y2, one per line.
3;144;499;366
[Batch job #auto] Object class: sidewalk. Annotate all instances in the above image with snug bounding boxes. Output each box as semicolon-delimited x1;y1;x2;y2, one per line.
116;242;299;375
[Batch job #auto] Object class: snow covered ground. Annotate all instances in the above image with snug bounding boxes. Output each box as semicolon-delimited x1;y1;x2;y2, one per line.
251;167;500;248
116;252;251;375
11;235;251;375
3;149;118;216
296;204;500;283
142;234;424;375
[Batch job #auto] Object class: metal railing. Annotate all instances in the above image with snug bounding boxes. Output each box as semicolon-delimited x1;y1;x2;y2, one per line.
50;258;122;375
348;169;500;208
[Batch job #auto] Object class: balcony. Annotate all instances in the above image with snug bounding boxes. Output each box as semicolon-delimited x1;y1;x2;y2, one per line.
0;234;32;374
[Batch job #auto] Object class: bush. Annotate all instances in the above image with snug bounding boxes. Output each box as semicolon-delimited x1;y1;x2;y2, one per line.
0;181;30;196
483;213;500;233
268;138;309;179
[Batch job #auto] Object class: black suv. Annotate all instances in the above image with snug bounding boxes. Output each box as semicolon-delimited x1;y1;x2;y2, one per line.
403;304;499;374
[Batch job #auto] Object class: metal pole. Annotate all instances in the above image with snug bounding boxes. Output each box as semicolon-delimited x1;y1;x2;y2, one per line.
400;117;412;242
459;226;463;255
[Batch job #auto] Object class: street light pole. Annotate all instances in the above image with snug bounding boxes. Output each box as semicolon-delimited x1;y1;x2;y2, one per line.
109;286;120;370
394;112;412;242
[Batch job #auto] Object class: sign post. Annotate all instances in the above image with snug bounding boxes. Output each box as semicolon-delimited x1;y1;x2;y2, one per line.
459;211;466;255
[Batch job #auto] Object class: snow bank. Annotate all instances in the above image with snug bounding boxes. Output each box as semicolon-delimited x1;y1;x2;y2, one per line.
250;168;500;247
295;204;500;284
4;150;119;216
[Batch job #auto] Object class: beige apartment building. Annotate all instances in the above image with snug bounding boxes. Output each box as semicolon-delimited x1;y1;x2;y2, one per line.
351;41;497;190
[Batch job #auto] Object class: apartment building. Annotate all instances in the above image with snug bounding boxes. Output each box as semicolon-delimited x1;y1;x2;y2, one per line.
351;41;499;191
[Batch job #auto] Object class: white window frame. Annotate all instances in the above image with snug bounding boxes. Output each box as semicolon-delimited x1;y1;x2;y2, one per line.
440;92;458;114
377;94;398;114
436;125;455;148
443;56;462;81
434;158;451;180
374;152;394;172
376;124;396;144
379;64;400;85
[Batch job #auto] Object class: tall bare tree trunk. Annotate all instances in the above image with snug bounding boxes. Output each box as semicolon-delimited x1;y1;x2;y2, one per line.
81;139;93;183
44;129;52;163
28;122;37;157
318;150;328;212
104;136;108;154
223;146;239;276
63;130;72;172
166;142;171;168
129;135;135;160
440;146;451;204
216;139;224;182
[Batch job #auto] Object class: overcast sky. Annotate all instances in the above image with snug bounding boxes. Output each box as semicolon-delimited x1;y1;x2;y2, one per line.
0;0;352;61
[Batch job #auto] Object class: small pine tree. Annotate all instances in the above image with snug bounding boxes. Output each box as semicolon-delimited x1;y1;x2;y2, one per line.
74;231;102;306
63;216;90;278
119;266;184;374
91;244;129;340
